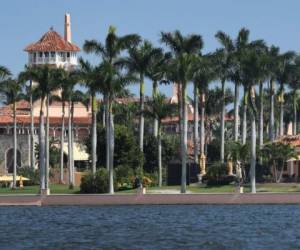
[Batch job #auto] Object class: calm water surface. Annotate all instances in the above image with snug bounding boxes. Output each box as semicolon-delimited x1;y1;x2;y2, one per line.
0;205;300;250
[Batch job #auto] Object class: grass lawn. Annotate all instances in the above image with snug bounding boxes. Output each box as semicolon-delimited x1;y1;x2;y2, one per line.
0;184;80;195
1;183;300;195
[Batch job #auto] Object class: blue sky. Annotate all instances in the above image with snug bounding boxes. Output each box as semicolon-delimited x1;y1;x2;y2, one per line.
1;0;300;97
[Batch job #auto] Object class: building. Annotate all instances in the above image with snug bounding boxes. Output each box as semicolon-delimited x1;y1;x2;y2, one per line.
0;14;91;175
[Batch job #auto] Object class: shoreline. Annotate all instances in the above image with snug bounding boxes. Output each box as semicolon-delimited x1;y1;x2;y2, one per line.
1;193;300;206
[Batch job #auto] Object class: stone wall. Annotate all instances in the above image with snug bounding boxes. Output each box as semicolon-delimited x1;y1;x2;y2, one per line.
0;134;37;174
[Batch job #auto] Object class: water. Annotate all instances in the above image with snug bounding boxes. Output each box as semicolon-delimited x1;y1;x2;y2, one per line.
0;205;300;250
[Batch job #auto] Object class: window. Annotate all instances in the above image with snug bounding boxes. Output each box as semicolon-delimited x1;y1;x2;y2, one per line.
44;52;49;57
39;52;43;57
51;51;55;57
67;52;70;57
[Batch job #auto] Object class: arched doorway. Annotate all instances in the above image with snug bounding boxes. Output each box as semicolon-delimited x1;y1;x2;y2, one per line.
6;148;21;173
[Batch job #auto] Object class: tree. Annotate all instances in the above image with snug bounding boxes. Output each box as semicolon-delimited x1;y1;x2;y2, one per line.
261;142;297;182
239;44;265;193
192;54;216;160
161;30;203;193
289;56;300;135
276;51;295;137
146;50;171;137
118;40;162;153
29;65;61;193
214;31;234;162
83;26;140;174
19;65;39;171
267;46;280;141
0;78;24;188
144;93;176;186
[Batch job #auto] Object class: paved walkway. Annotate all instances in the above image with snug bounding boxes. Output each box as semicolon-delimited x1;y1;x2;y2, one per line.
2;193;300;206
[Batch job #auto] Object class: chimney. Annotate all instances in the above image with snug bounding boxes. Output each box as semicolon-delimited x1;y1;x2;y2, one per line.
64;13;72;43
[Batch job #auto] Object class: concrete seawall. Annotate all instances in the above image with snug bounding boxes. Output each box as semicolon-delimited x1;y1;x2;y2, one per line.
1;193;300;206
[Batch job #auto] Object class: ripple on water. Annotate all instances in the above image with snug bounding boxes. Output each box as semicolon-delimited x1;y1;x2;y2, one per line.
0;205;300;249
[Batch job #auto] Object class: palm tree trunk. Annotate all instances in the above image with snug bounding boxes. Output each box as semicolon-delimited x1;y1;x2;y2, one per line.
293;92;297;135
91;94;97;175
242;85;247;145
68;99;74;188
60;102;65;183
158;122;162;187
220;80;225;163
259;81;264;147
139;74;145;152
269;80;275;141
234;83;239;142
108;99;114;194
12;101;17;189
200;93;205;155
39;100;46;192
45;95;50;190
29;80;35;170
250;111;256;193
193;83;199;163
279;84;284;136
105;97;110;172
71;102;75;186
153;81;158;137
102;95;106;128
181;83;187;193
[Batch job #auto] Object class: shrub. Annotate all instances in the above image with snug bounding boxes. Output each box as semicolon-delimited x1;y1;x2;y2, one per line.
80;168;117;193
204;161;236;186
115;165;135;189
18;166;40;186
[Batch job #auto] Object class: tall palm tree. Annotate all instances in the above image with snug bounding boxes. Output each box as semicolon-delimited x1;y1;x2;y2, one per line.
118;40;162;153
145;93;176;186
267;46;280;141
29;65;61;193
239;44;265;193
95;60;137;193
19;66;38;171
0;78;24;189
78;59;101;175
289;56;300;135
0;66;11;79
83;26;140;174
160;30;203;193
146;51;171;137
276;51;295;137
192;54;216;161
214;31;234;162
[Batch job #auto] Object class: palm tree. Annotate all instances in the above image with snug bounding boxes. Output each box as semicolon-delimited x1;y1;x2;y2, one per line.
29;65;60;193
192;54;216;161
214;31;234;162
145;93;176;186
19;66;38;171
95;60;137;194
0;78;24;189
0;66;11;79
239;44;265;193
289;56;300;135
83;26;140;174
146;51;171;137
276;51;295;137
267;46;280;141
160;30;203;193
118;40;162;153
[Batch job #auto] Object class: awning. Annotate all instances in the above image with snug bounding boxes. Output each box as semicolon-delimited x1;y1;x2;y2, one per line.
287;155;300;161
63;142;89;161
0;175;30;182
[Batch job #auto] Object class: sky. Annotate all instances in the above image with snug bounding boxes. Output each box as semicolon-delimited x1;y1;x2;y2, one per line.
1;0;300;97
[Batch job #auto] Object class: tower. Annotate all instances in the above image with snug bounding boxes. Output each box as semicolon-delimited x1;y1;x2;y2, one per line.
24;13;80;70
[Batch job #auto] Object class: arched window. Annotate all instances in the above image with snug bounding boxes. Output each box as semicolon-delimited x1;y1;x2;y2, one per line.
6;148;21;173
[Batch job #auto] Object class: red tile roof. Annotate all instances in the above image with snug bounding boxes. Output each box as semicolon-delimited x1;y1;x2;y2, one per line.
0;115;91;126
24;29;80;52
